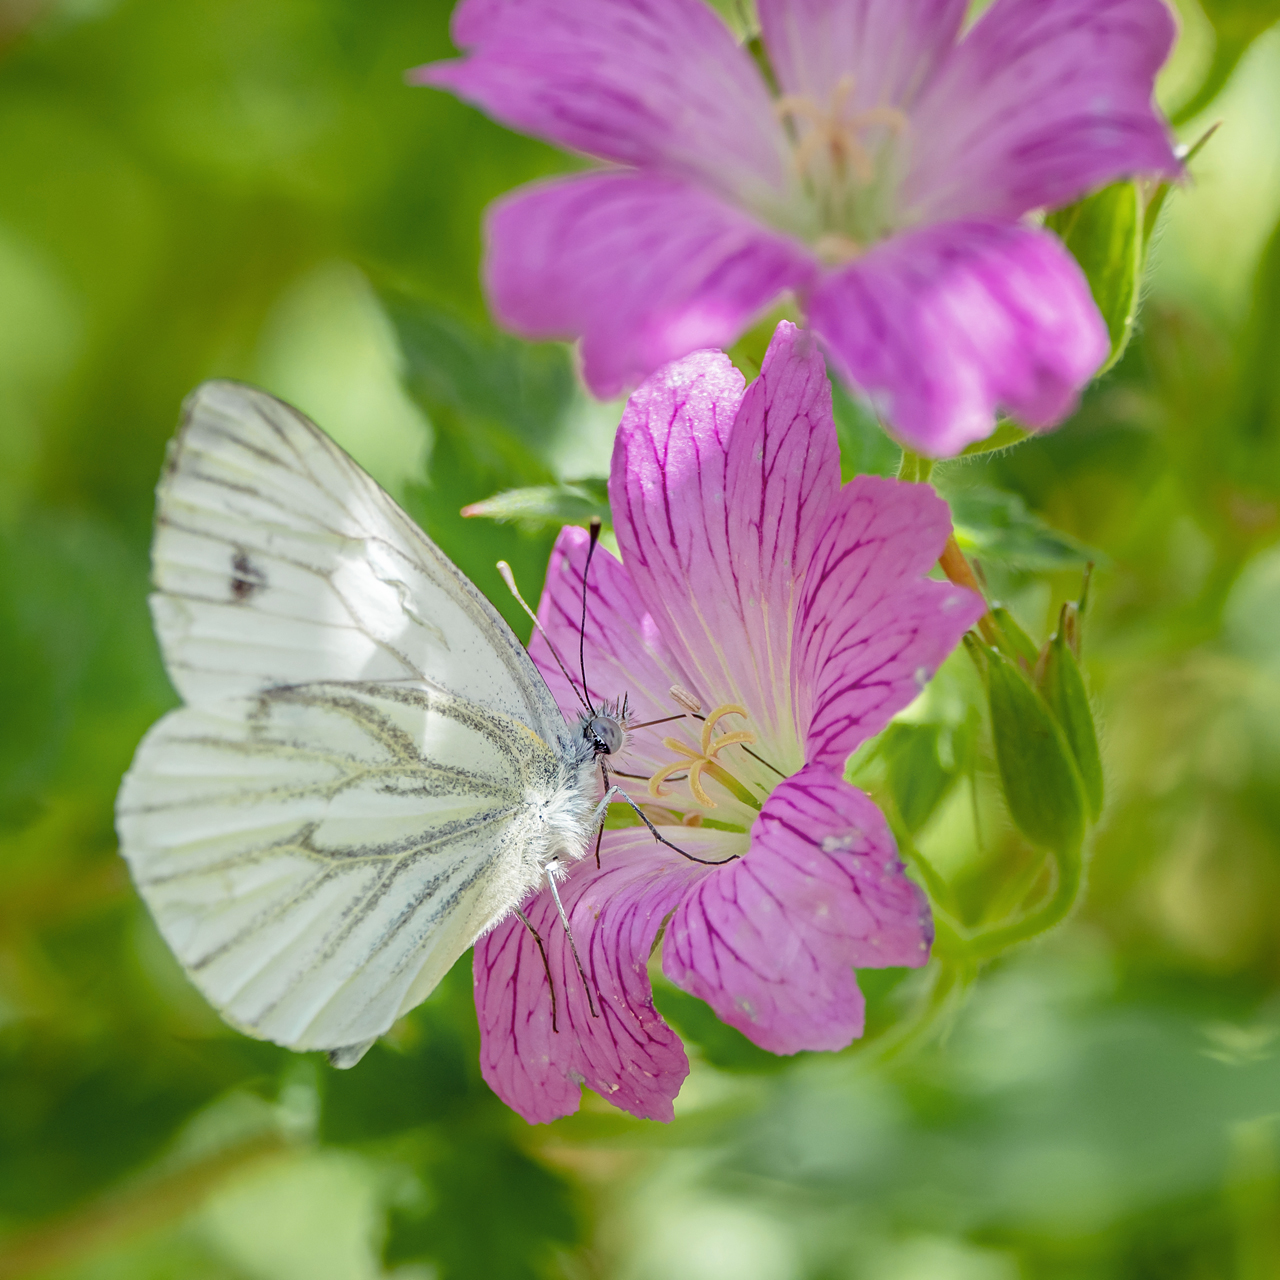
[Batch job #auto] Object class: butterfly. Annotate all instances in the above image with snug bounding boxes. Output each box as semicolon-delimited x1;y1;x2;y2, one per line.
115;381;693;1068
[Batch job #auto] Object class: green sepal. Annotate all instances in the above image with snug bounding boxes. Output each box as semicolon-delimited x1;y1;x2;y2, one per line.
982;643;1087;856
959;418;1032;457
989;606;1040;671
1046;180;1143;375
1035;607;1104;822
1142;124;1219;256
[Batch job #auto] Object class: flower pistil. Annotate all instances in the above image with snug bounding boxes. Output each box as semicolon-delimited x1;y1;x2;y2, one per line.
648;704;762;810
775;74;908;254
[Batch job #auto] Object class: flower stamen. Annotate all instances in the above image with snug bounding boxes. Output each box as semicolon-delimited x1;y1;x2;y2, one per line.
648;704;761;810
775;73;909;245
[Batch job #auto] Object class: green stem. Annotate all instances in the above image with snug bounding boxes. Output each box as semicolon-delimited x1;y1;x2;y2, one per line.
875;788;962;921
982;850;1050;924
960;845;1082;961
896;449;935;484
0;1134;291;1280
865;958;975;1064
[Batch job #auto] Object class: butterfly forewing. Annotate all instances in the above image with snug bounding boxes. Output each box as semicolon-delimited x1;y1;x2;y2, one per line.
148;379;563;733
117;382;576;1058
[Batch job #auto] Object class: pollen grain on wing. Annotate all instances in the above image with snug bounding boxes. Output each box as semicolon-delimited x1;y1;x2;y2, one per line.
647;704;761;810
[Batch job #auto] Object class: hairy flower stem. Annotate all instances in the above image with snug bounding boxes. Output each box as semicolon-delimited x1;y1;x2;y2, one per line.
895;449;934;484
864;956;975;1064
938;535;1001;646
960;844;1083;960
896;451;1001;648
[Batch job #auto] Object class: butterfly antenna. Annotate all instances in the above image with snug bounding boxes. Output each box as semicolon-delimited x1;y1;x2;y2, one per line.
579;517;601;708
496;560;591;714
542;863;599;1019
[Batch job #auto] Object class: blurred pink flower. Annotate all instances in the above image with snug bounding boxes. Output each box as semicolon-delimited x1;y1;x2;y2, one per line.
415;0;1180;456
472;323;985;1123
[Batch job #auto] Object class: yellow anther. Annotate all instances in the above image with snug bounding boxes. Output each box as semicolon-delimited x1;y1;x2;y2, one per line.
669;683;703;715
647;705;758;810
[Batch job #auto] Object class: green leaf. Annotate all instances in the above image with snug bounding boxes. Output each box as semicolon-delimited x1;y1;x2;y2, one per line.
984;646;1087;856
461;479;611;534
880;719;978;834
0;1022;285;1221
1170;0;1280;126
1046;180;1143;374
319;1039;469;1144
383;1126;581;1280
1036;613;1105;822
401;440;559;645
381;294;586;640
1236;210;1280;454
947;486;1102;571
831;376;901;479
380;290;575;479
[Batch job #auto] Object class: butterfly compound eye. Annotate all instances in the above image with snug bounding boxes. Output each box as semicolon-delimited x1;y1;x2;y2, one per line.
588;716;624;756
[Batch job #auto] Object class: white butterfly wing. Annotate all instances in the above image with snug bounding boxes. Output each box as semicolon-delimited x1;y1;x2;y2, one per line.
146;379;563;735
117;382;575;1058
119;683;560;1054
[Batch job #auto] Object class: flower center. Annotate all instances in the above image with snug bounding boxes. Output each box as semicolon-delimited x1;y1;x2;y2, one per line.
775;73;908;261
647;704;763;811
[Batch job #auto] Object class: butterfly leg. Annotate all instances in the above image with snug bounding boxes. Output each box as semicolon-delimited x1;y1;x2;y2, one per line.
514;906;558;1034
593;759;610;869
587;784;622;831
542;862;600;1019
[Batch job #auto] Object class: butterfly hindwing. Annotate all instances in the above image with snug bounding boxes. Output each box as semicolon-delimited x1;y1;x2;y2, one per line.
118;682;560;1052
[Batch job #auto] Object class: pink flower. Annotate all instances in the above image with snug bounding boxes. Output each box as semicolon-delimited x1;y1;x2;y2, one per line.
472;323;985;1123
415;0;1180;456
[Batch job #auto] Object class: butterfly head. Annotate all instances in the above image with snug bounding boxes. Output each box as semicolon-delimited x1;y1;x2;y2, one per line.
580;696;628;758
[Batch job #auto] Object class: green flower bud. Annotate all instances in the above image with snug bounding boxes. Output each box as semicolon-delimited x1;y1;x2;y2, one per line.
1035;606;1104;822
984;644;1087;856
990;606;1040;670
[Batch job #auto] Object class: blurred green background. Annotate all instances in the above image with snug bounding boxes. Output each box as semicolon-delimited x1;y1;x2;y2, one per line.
3;1;1280;1277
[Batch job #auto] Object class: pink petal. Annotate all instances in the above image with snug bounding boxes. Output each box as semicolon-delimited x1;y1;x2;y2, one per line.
415;0;793;210
809;219;1110;456
758;0;965;108
795;476;986;768
609;322;839;765
904;0;1180;223
473;828;736;1123
484;173;817;398
529;526;695;798
663;764;930;1054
